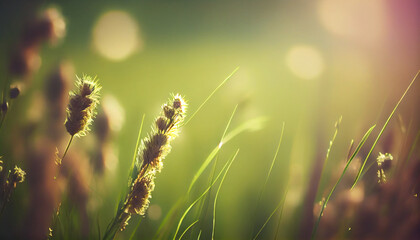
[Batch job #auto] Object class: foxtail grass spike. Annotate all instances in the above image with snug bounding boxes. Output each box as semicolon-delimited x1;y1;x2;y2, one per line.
104;94;187;239
65;75;101;137
61;75;101;163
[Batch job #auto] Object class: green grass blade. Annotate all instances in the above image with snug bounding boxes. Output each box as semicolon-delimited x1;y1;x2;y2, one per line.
129;114;146;182
311;125;376;240
183;67;239;126
220;104;238;142
187;117;266;194
253;187;288;240
194;104;237;234
352;70;419;189
262;122;285;195
251;122;285;237
211;149;240;240
178;220;199;240
154;199;184;240
174;150;239;240
129;218;142;240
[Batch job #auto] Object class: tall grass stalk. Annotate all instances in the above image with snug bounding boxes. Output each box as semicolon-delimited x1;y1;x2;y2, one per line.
211;148;241;240
183;67;239;127
319;116;342;187
352;70;419;189
195;104;238;236
250;122;285;237
311;125;376;240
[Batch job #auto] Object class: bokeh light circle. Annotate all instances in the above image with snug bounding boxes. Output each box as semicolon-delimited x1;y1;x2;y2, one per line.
286;45;324;80
317;0;386;43
92;11;141;61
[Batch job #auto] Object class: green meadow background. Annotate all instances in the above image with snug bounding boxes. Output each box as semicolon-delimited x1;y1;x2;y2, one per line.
0;0;419;239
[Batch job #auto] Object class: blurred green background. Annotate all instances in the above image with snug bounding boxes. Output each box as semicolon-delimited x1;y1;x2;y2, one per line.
0;0;419;239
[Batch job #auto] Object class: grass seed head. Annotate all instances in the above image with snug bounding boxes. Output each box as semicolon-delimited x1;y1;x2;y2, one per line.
139;94;187;171
65;75;101;137
125;173;155;215
11;166;26;187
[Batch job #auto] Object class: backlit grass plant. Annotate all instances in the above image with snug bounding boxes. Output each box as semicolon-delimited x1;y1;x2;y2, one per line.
104;94;187;239
60;75;101;164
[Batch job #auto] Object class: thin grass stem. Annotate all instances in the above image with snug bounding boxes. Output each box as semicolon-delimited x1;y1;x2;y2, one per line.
60;135;74;164
311;125;376;240
251;122;285;237
188;117;266;194
253;187;288;240
173;149;239;240
183;67;239;126
352;70;419;189
211;149;240;240
178;220;199;240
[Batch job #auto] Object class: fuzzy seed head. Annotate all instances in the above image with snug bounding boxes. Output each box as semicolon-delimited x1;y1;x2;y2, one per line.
125;173;155;215
172;94;186;112
163;105;175;119
376;152;393;167
65;75;101;137
141;133;169;170
138;94;187;171
11;166;26;187
156;117;167;132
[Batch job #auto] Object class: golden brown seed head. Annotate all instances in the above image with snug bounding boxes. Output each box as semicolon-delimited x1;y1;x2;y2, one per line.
65;75;101;137
172;94;187;113
125;174;155;215
141;133;168;170
163;105;174;119
155;117;167;132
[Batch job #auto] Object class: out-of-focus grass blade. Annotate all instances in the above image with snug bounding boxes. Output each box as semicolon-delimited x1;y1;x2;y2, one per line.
262;122;285;197
187;117;266;194
311;125;376;240
173;149;239;240
251;122;285;237
319;116;342;182
194;105;237;235
155;199;184;240
183;67;239;126
404;128;420;167
129;218;142;240
211;149;240;240
352;70;419;189
178;220;199;240
97;216;101;240
253;186;288;240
